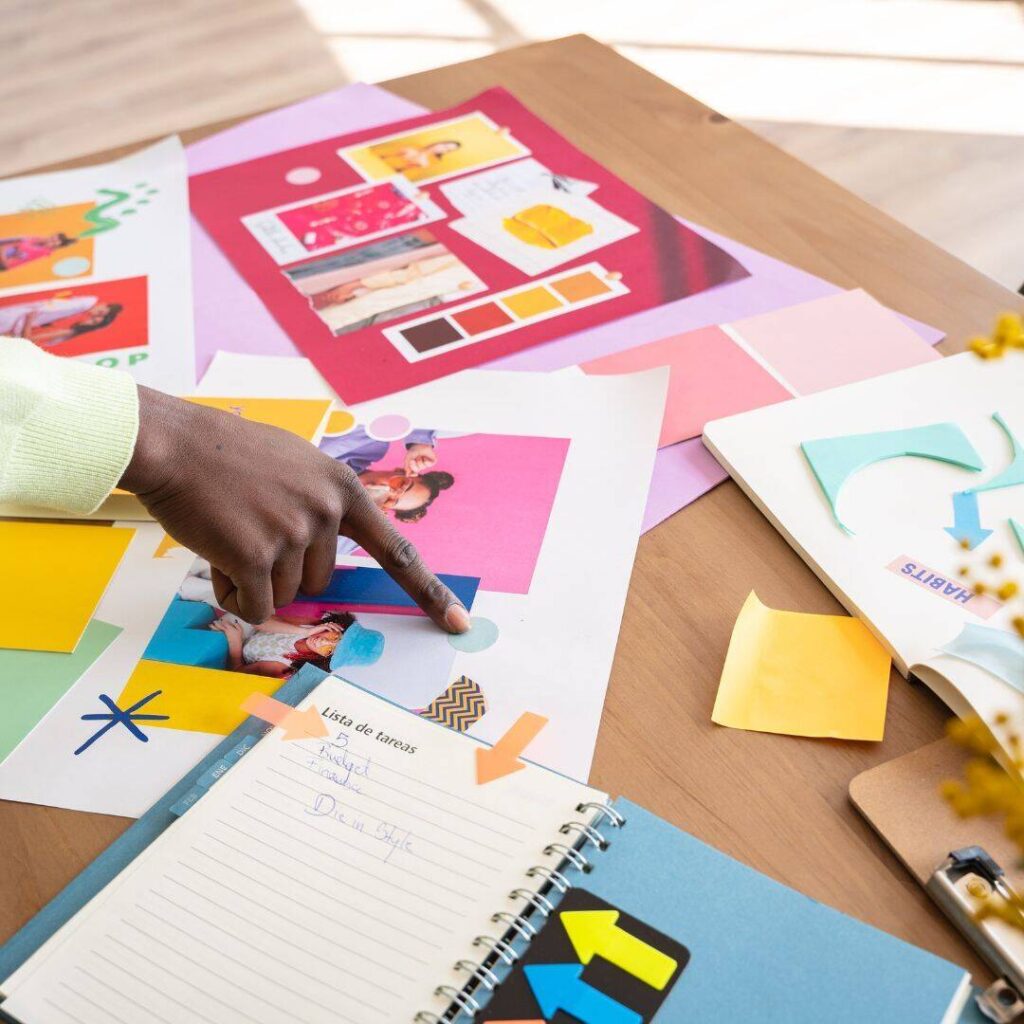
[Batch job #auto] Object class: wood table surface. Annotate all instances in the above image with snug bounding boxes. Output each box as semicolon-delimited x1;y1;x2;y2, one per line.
2;35;1021;985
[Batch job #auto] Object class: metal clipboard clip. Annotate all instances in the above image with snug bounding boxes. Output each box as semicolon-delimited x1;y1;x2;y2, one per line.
928;847;1024;1022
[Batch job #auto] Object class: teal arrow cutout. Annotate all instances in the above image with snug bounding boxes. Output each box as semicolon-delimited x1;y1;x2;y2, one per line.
944;490;993;550
968;412;1024;495
525;963;642;1024
801;422;985;534
1011;519;1024;558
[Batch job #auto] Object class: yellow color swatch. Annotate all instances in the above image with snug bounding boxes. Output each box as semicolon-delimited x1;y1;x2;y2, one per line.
0;521;134;653
712;591;891;741
116;660;279;736
187;397;332;442
503;287;562;320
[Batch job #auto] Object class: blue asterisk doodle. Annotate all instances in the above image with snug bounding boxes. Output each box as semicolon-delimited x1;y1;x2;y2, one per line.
74;690;170;756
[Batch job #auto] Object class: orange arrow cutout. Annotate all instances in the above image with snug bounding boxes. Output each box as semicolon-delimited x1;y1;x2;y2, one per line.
240;693;329;741
475;712;548;785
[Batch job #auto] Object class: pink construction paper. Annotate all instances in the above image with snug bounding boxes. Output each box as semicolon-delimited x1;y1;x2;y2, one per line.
186;84;425;379
732;288;941;394
354;433;571;594
581;325;792;447
186;83;945;533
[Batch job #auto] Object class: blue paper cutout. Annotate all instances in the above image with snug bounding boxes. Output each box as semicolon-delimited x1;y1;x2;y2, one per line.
801;423;984;533
329;620;385;670
968;412;1024;495
525;963;642;1024
74;690;169;756
944;490;993;550
941;623;1024;692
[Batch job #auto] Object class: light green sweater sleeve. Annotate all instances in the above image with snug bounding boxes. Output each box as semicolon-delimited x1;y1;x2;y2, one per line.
0;338;139;514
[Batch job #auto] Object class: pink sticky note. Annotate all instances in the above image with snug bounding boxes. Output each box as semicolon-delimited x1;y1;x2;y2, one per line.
731;288;941;395
582;325;792;447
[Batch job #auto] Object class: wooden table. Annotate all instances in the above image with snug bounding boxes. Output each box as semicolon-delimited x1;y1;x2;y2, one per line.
2;35;1020;984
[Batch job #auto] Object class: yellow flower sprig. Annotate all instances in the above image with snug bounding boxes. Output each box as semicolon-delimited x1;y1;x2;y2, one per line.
957;551;1024;639
969;312;1024;360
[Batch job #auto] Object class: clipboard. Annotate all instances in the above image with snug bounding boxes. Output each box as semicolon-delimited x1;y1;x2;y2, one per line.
852;739;1024;1023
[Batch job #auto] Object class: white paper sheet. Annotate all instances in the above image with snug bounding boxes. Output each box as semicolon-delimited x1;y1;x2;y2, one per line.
197;352;667;783
449;189;638;277
0;137;194;393
439;157;597;217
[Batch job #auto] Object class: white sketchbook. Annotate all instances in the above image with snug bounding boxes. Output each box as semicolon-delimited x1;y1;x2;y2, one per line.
703;353;1024;766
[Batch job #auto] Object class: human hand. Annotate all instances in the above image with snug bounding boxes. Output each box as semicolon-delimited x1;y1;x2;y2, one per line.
209;619;243;637
120;387;471;632
403;443;437;476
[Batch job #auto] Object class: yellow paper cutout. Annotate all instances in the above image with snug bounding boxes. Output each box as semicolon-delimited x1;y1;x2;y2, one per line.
186;397;332;442
0;522;134;653
152;533;184;558
711;591;891;741
116;660;279;736
503;204;594;249
325;409;356;435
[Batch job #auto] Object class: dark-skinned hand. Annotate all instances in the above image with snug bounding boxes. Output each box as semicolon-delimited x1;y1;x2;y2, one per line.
118;386;471;632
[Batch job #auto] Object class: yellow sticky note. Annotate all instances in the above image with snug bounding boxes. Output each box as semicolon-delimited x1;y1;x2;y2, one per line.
712;591;891;741
0;522;134;653
116;660;279;737
186;397;332;442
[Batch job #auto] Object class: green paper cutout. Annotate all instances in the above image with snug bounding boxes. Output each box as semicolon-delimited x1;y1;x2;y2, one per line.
1011;519;1024;557
801;423;985;533
0;619;121;764
968;412;1024;495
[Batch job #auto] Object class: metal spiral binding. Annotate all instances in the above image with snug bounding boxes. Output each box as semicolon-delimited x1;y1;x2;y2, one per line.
455;960;500;991
491;909;537;941
472;934;519;967
543;840;592;873
509;886;556;918
559;819;608;850
416;799;626;1022
577;801;627;829
527;864;572;893
434;985;481;1017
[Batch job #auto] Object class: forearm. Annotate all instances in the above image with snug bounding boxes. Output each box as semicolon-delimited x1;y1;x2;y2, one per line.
0;338;138;513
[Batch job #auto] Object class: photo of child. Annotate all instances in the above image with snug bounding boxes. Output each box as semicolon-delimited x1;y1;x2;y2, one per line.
144;560;383;680
321;423;570;594
242;179;445;266
283;230;485;336
339;112;530;185
0;276;147;358
0;203;95;290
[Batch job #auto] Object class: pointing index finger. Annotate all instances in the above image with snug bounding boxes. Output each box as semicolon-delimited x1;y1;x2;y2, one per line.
340;486;470;634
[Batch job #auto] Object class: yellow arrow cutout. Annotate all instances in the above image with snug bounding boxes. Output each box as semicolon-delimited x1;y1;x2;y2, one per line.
560;909;677;990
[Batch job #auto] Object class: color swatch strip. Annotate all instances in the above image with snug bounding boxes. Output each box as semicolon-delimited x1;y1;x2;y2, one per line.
384;262;628;361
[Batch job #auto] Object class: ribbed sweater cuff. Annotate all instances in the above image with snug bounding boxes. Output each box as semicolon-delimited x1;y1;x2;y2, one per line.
2;347;139;514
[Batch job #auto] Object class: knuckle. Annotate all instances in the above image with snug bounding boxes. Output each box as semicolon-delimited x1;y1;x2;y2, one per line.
380;533;420;572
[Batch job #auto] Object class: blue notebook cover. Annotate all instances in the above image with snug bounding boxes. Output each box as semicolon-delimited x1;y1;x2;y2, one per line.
563;799;970;1022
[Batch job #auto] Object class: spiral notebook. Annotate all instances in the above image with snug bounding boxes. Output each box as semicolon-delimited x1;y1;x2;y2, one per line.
0;676;970;1023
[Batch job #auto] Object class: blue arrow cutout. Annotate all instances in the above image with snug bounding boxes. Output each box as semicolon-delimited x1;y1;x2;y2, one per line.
525;963;642;1024
944;490;993;550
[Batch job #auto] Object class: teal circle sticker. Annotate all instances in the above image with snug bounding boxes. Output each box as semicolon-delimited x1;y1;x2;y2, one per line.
448;617;499;653
52;256;91;277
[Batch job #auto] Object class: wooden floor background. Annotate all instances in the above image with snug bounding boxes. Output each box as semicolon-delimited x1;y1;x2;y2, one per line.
2;0;1021;282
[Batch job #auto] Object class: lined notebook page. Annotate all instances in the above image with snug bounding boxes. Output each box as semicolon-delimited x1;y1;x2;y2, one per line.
2;678;605;1024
